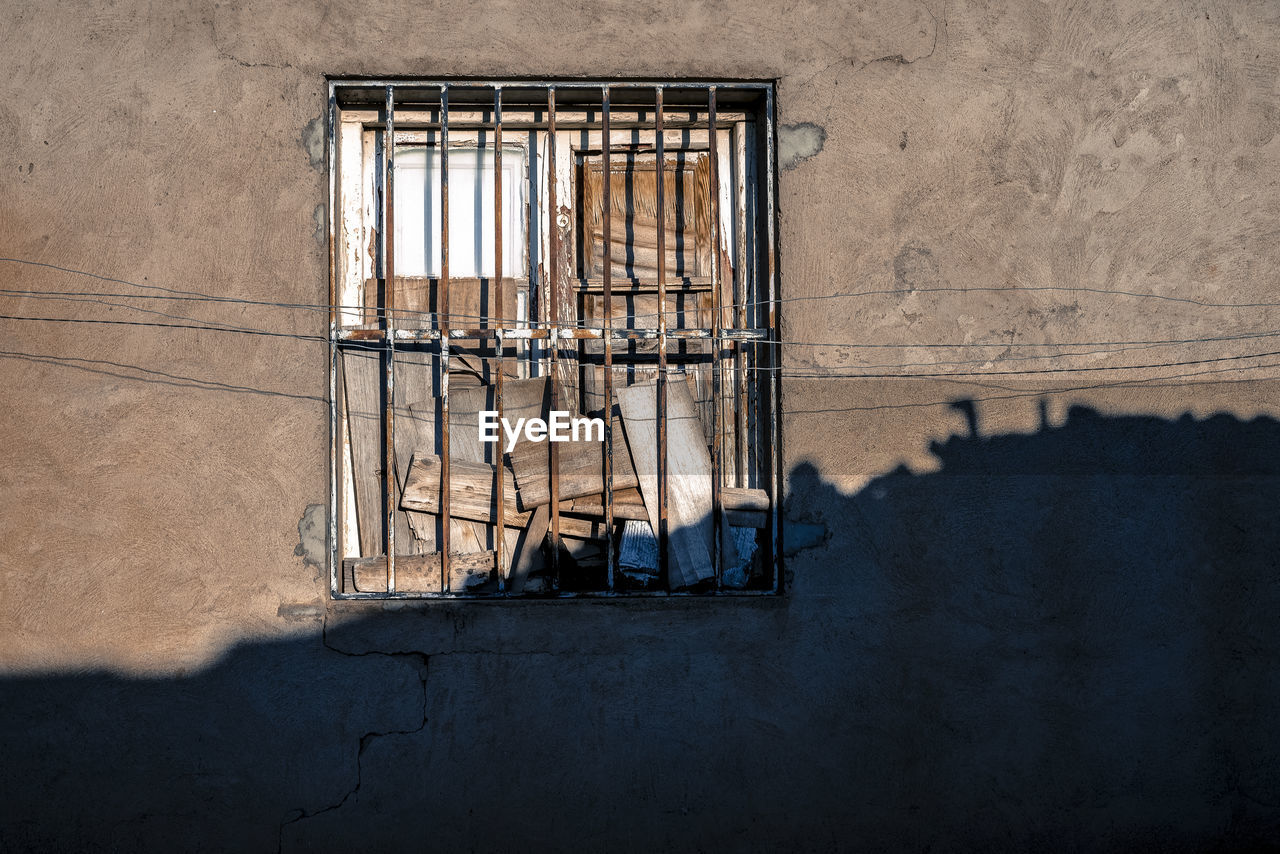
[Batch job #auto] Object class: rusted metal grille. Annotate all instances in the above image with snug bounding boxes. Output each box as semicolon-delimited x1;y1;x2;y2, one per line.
327;79;780;598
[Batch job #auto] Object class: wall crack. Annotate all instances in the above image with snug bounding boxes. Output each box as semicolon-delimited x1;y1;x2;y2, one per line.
274;617;430;853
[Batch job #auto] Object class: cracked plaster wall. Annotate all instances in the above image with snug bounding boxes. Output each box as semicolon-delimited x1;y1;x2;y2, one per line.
3;0;1280;849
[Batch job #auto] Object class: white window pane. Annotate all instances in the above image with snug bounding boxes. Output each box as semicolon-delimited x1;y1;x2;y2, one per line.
393;146;527;278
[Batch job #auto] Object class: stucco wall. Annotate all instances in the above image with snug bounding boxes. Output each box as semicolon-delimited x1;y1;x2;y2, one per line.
3;0;1280;849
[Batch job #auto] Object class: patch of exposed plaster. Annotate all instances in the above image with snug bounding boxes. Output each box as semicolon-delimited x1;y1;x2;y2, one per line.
312;204;325;246
277;603;323;622
779;122;826;170
300;116;324;171
893;242;940;292
294;503;326;579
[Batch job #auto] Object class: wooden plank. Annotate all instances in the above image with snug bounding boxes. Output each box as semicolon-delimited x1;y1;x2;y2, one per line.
508;412;638;507
342;349;383;558
563;502;648;521
508;503;549;595
446;379;548;573
562;500;765;528
556;515;611;541
401;453;530;526
721;486;769;512
580;153;711;280
347;552;495;593
550;129;580;413
447;378;549;458
392;352;437;555
618;378;715;588
565;486;762;513
399;371;487;555
390;275;522;330
585;291;711;331
726;510;767;529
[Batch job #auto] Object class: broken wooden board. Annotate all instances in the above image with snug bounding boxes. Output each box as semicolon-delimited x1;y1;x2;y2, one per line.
342;349;384;558
508;412;639;508
392;351;438;555
725;509;768;529
563;486;766;523
432;377;548;573
549;132;580;415
401;453;530;527
398;362;487;556
507;503;549;595
346;552;495;593
556;515;611;541
721;487;769;512
446;377;548;474
560;502;765;529
562;500;650;522
617;378;715;589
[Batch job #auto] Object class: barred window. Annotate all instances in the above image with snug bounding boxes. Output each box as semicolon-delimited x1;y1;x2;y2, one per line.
327;80;780;598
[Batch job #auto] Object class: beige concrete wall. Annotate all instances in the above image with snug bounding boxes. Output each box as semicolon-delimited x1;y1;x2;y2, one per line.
4;1;1280;849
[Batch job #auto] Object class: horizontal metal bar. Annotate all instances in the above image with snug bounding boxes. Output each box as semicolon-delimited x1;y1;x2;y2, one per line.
332;79;773;91
330;587;780;601
338;327;771;343
361;119;741;132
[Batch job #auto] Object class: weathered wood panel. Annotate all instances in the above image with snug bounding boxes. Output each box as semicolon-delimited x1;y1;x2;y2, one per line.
508;412;638;508
579;152;711;280
401;453;530;526
392;351;437;555
507;503;549;595
399;359;487;555
617;378;715;588
550;130;580;413
342;349;383;558
447;379;548;572
389;275;522;329
346;552;495;593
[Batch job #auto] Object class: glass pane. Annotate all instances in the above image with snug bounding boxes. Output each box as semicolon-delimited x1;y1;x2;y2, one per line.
393;145;527;278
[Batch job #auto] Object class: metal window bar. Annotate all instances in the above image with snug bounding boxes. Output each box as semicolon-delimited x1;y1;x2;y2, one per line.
708;86;723;586
494;86;506;590
601;84;615;589
547;87;561;583
383;86;397;594
439;83;452;594
654;85;669;590
328;80;779;599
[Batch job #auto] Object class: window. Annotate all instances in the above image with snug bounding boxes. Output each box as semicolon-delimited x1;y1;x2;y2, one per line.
327;79;780;598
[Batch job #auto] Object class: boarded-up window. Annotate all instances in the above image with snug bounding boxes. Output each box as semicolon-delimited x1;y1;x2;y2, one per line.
330;80;780;598
578;152;712;282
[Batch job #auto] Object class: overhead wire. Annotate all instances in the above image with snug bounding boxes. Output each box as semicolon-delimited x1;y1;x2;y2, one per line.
7;257;1280;379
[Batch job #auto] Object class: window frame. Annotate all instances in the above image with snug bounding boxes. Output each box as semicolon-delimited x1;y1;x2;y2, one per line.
326;79;782;599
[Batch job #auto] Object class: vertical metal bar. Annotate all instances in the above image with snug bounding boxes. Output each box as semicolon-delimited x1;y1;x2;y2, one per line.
494;86;506;592
383;85;397;594
655;85;669;590
327;81;340;595
440;84;452;593
733;121;749;488
764;86;782;594
547;86;561;582
707;87;723;588
601;85;615;590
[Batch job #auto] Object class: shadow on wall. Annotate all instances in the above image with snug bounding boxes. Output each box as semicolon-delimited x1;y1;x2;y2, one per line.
4;403;1280;851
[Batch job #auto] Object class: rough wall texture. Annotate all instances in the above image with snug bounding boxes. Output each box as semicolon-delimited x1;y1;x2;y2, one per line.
3;0;1280;850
